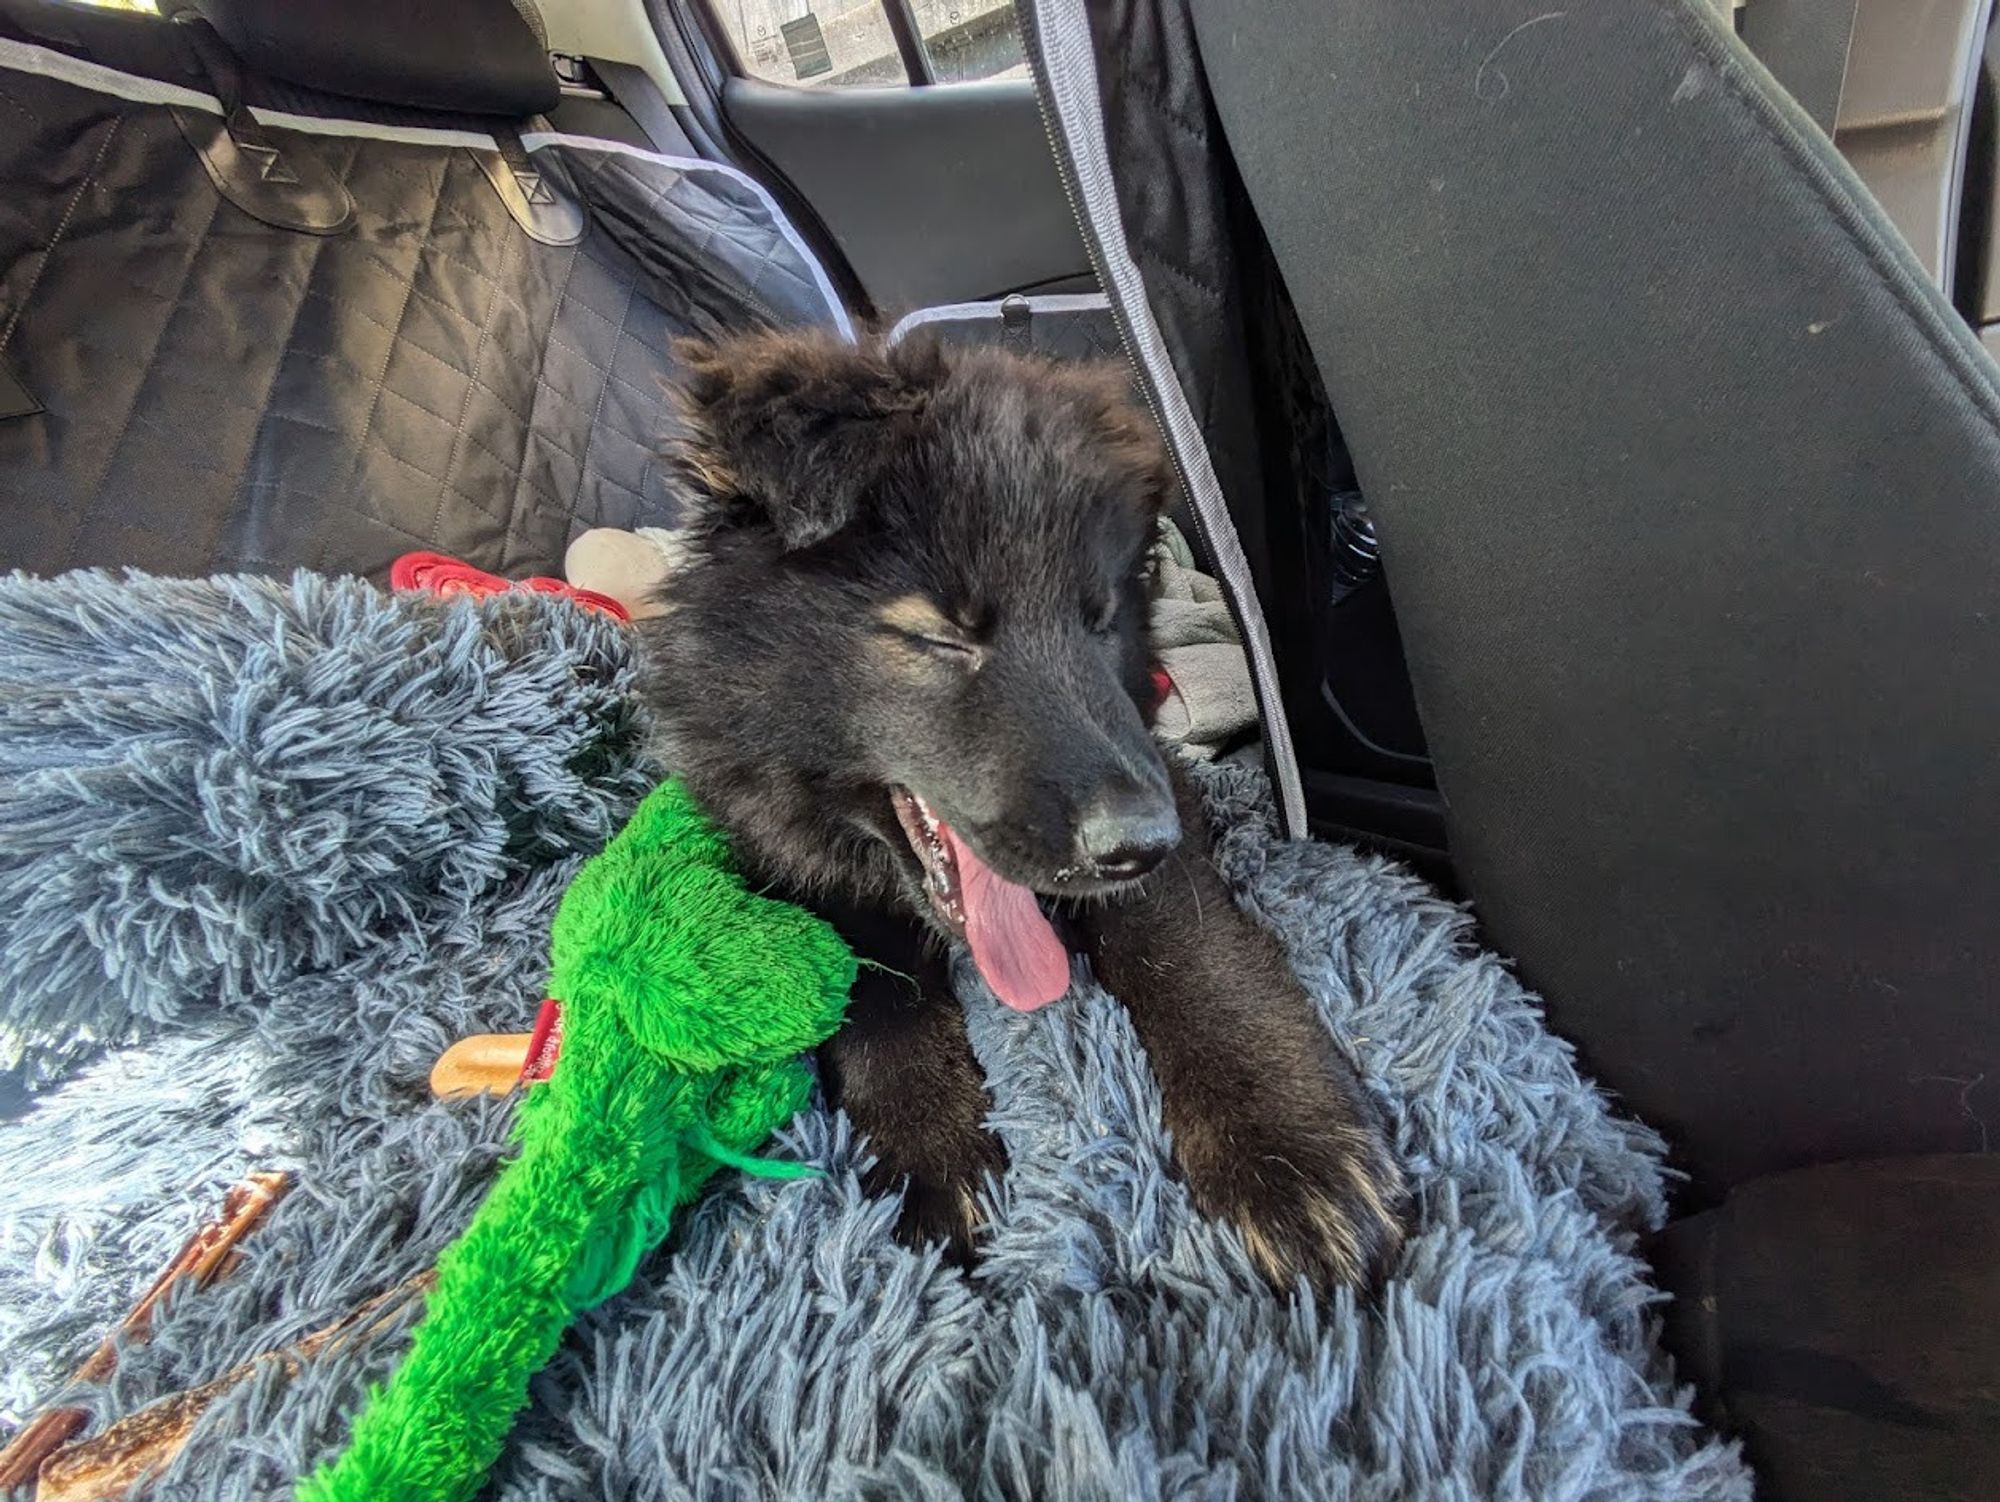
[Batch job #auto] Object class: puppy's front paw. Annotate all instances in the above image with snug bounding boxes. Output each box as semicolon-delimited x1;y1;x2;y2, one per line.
1181;1104;1407;1295
863;1131;1006;1269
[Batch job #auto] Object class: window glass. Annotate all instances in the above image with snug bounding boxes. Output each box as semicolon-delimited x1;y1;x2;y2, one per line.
914;1;1026;84
714;2;910;88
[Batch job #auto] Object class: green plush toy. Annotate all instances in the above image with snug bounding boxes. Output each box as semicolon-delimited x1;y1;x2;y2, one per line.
298;778;856;1502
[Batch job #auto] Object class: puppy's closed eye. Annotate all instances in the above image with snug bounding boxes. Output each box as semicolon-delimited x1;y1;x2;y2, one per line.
877;595;983;667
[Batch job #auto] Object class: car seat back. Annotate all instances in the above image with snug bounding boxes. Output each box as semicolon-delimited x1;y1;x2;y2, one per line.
1180;0;2000;1195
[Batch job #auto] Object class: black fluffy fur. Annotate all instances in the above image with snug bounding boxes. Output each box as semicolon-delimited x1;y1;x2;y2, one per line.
639;330;1406;1293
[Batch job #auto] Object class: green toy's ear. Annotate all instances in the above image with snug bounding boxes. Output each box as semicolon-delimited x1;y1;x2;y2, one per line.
600;778;734;872
587;869;855;1071
549;780;857;1073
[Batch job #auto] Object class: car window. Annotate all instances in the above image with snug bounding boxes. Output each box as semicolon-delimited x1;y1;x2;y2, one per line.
915;1;1028;83
712;1;1026;88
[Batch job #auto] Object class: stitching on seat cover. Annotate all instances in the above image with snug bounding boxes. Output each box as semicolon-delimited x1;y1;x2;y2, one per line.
545;332;661;407
572;275;640;515
0;84;43;130
0;114;120;358
62;113;210;572
434;228;519;542
334;151;453;523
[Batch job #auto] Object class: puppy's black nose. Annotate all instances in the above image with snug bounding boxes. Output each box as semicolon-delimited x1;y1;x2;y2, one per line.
1076;792;1181;881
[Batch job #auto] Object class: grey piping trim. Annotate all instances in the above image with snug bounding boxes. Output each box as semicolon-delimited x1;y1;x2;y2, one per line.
518;132;854;340
885;292;1111;345
0;38;854;341
0;34;217;111
255;112;490;148
1025;0;1308;837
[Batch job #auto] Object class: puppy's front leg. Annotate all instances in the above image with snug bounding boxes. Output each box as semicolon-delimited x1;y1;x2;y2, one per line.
1075;769;1407;1294
816;905;1004;1267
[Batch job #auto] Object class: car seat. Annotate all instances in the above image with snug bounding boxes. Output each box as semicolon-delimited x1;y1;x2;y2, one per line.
0;0;848;582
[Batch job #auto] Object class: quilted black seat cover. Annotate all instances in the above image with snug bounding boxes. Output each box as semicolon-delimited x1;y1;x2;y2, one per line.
0;50;848;581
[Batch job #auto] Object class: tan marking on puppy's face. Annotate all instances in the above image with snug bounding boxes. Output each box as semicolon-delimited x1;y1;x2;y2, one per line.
876;593;961;642
874;594;983;672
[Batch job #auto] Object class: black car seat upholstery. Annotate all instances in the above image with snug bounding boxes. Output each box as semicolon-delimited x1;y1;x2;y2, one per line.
0;0;848;582
1151;0;2000;1493
1183;0;2000;1201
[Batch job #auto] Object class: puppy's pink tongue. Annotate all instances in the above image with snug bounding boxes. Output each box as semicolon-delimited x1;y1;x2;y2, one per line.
940;824;1070;1011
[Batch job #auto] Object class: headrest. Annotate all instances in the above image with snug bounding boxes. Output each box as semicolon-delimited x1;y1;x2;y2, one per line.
183;0;561;117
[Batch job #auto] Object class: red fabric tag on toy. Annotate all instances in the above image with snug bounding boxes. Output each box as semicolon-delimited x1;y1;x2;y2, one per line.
389;551;632;623
518;999;564;1085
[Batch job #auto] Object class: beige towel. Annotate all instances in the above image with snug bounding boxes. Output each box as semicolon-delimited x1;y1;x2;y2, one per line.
1149;520;1258;760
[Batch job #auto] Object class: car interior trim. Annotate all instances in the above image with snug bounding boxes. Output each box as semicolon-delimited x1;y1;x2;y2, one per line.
885;292;1111;345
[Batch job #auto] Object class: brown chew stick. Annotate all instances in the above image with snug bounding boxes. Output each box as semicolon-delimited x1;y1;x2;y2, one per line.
0;1171;289;1491
428;1033;534;1098
34;1271;435;1502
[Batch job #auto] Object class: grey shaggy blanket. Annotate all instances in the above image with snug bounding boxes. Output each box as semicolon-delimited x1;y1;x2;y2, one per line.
0;570;1751;1501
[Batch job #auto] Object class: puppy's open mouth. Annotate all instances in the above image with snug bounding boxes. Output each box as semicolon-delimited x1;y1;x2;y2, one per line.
890;786;1071;1013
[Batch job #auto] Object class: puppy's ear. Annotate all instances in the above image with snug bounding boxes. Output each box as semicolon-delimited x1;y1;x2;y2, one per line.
1066;361;1176;518
667;332;928;550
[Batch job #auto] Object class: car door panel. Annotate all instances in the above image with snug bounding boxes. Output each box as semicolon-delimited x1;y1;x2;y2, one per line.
721;76;1089;314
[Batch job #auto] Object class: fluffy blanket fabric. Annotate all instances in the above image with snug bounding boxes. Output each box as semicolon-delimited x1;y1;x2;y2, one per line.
0;571;1751;1501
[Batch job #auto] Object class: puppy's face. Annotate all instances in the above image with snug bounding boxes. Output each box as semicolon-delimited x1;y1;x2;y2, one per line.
660;331;1179;992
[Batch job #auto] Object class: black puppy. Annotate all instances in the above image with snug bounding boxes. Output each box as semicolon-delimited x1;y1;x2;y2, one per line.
639;330;1406;1292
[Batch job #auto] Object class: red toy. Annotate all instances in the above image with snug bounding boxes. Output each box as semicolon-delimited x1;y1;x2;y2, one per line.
389;551;632;623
